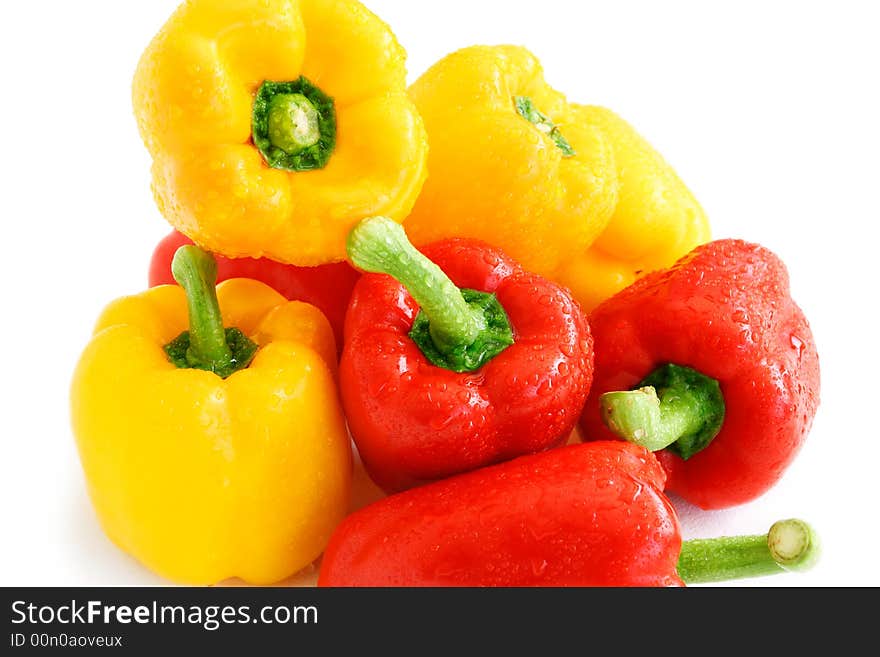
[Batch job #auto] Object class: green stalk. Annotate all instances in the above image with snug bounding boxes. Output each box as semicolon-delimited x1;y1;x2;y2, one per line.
164;245;257;378
678;519;820;584
267;93;321;154
600;364;725;460
514;96;575;156
346;217;514;372
252;77;336;172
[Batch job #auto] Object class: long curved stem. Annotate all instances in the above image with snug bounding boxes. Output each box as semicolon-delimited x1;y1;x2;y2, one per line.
166;245;257;378
346;217;514;373
171;245;233;370
347;217;487;353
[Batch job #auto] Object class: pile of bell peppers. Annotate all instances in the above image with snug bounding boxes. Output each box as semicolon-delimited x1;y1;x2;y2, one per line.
70;0;821;586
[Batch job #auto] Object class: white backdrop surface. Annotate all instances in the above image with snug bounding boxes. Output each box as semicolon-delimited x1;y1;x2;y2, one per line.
0;0;877;586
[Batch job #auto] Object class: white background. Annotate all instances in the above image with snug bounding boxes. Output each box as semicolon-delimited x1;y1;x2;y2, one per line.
1;0;878;586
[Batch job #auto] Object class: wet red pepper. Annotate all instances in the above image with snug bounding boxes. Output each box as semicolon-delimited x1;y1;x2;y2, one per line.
341;217;593;493
318;441;818;587
581;239;820;509
149;231;359;349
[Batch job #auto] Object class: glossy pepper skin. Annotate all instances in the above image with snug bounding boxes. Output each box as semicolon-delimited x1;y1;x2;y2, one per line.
149;230;359;349
406;46;619;278
581;240;820;509
341;238;593;493
557;107;710;311
318;442;684;587
406;45;709;311
132;0;427;265
70;278;350;584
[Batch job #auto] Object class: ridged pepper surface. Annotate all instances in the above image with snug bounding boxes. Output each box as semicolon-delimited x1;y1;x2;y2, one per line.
133;0;427;265
582;240;820;509
71;247;350;584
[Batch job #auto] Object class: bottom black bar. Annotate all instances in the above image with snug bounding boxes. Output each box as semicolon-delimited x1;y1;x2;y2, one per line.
0;587;864;651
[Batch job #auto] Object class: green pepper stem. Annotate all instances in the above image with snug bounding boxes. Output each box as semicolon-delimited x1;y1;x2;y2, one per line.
347;217;487;353
171;245;235;372
600;364;725;460
678;519;820;584
267;93;321;154
514;96;575;157
252;78;336;172
601;387;692;451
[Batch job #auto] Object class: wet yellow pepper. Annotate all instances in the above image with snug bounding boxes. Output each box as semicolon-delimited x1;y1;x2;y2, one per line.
70;246;351;584
132;0;427;265
406;45;618;278
557;107;711;310
405;45;710;311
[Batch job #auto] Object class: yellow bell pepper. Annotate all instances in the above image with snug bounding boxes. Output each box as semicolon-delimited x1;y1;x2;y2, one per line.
132;0;427;266
557;106;711;311
406;45;619;278
70;246;351;584
405;45;710;311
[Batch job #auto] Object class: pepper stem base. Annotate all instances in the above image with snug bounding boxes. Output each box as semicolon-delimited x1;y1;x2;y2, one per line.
600;363;725;460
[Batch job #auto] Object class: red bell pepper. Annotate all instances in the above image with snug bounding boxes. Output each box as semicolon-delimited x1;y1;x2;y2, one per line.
341;217;593;493
318;441;818;586
149;231;359;349
581;239;820;509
